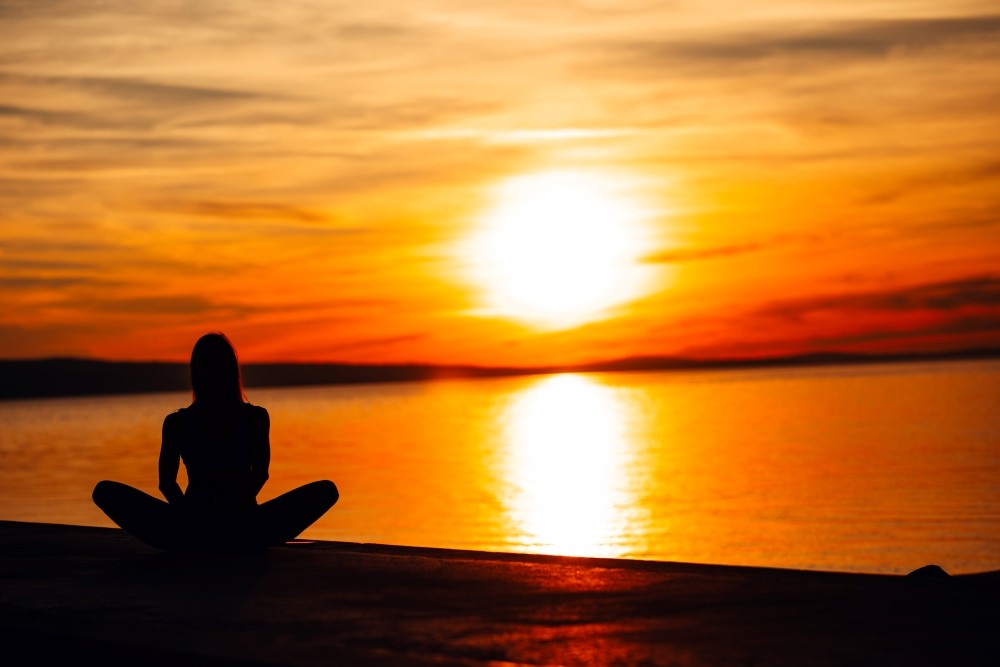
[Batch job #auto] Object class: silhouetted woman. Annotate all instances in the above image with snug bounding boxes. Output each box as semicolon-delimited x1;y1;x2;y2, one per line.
93;332;338;551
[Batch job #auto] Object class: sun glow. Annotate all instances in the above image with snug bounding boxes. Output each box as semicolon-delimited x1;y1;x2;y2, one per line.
502;374;640;557
466;170;656;329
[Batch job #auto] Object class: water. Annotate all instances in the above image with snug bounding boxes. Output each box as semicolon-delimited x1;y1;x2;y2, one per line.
1;360;998;574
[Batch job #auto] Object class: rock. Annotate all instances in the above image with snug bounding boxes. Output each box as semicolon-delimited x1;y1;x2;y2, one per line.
907;564;950;578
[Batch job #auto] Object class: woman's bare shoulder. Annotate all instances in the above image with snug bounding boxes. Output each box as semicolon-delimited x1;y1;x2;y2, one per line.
163;408;182;422
245;403;270;424
162;407;189;434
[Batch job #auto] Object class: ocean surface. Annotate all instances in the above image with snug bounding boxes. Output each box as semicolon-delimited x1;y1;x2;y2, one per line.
1;360;998;574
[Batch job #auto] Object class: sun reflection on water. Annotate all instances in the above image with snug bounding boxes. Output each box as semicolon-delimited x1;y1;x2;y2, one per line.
502;374;640;557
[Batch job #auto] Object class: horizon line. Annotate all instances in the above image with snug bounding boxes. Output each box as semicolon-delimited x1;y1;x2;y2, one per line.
5;345;1000;370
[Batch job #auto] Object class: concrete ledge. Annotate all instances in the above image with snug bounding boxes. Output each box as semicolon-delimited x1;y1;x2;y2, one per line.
2;520;998;665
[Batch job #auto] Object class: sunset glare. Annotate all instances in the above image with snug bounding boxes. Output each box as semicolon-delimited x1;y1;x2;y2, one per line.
504;374;635;557
465;170;655;329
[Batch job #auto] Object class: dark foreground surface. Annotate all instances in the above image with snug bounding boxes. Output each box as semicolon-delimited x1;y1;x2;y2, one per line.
1;521;998;666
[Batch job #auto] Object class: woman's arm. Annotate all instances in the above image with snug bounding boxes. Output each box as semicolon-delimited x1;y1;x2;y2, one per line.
158;413;186;505
248;407;271;499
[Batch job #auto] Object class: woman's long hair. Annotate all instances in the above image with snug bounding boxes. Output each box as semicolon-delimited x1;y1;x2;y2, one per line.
190;332;247;406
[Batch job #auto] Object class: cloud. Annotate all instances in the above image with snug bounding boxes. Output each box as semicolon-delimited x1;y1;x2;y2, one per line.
610;14;1000;69
74;295;253;317
758;275;1000;321
333;21;424;41
779;309;1000;353
644;242;764;264
1;238;114;255
0;71;275;106
164;201;333;224
414;127;638;144
0;104;112;129
0;322;106;358
0;276;94;289
1;258;96;271
324;333;426;352
0;177;82;198
0;0;135;20
670;275;1000;358
860;158;1000;206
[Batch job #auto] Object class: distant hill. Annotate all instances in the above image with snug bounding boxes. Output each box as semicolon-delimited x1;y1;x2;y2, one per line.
0;358;548;401
1;348;998;400
582;348;1000;373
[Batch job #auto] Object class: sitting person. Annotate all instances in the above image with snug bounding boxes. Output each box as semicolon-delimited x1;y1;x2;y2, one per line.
93;332;338;551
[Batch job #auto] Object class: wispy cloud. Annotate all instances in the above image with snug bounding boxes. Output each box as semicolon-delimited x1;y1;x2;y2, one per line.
859;159;1000;206
758;276;1000;321
324;333;427;352
0;104;115;129
608;15;1000;69
162;200;333;224
0;70;275;105
75;295;252;316
414;127;639;144
644;243;764;264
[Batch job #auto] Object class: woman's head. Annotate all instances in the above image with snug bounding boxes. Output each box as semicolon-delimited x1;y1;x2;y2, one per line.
190;332;247;406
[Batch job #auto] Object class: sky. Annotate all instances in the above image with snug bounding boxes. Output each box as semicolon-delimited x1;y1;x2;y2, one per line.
2;1;999;365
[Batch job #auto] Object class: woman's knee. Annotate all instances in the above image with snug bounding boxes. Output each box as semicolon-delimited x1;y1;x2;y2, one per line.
92;480;144;512
92;480;117;507
303;479;338;508
317;479;339;507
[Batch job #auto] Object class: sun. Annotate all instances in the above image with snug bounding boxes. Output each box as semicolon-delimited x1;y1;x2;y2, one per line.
465;169;655;329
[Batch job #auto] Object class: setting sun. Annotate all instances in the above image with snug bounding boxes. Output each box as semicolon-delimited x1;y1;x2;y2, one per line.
465;170;656;330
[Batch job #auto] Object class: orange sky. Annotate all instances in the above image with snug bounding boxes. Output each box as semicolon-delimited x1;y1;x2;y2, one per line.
2;1;999;365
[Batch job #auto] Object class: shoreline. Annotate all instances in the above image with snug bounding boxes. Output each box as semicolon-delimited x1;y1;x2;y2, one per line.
3;348;998;401
2;520;998;665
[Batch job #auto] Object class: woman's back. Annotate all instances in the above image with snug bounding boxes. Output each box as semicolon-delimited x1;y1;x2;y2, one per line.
164;402;270;514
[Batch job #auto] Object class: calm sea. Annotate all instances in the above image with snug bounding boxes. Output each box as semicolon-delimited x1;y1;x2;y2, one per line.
2;360;998;574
